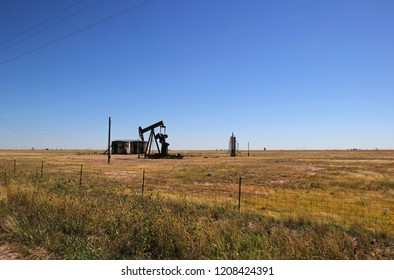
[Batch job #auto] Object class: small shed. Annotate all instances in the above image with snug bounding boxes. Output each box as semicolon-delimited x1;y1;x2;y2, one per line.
112;140;147;155
112;140;131;154
130;140;147;154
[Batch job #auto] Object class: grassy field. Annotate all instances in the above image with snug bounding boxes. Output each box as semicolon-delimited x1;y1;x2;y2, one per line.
0;149;393;259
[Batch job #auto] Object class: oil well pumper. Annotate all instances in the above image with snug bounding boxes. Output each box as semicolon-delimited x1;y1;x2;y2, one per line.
138;121;171;158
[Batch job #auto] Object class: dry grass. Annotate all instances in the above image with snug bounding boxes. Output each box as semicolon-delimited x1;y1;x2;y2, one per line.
0;149;393;259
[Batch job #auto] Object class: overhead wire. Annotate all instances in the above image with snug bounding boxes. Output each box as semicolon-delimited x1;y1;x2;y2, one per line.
0;0;158;66
0;117;85;138
0;0;85;47
0;0;104;53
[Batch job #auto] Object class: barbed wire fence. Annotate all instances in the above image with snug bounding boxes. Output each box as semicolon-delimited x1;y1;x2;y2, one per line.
0;158;392;236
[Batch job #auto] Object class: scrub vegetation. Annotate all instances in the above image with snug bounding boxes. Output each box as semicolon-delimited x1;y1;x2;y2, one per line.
0;150;393;259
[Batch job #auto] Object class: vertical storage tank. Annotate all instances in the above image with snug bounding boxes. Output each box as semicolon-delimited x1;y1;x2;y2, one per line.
229;133;236;157
130;140;147;154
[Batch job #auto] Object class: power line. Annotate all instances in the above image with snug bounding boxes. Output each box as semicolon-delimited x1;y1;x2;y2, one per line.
0;0;104;53
0;0;158;66
0;117;85;137
0;0;85;47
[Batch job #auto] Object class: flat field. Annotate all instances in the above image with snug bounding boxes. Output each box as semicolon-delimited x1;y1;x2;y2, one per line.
0;149;393;259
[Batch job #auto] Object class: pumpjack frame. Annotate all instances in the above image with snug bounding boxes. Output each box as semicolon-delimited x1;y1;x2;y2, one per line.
138;121;170;158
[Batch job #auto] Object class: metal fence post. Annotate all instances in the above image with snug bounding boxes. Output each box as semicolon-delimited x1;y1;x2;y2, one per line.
238;176;242;213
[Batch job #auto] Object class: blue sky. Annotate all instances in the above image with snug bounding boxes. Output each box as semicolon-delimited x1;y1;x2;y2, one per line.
0;0;393;150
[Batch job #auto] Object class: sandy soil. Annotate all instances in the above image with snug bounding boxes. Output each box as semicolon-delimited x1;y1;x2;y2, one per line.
0;244;22;260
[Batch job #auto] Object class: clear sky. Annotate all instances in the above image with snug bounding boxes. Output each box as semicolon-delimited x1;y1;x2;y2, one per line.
0;0;393;150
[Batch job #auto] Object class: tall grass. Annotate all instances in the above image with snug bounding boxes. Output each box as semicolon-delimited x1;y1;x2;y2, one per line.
1;172;393;260
1;150;393;259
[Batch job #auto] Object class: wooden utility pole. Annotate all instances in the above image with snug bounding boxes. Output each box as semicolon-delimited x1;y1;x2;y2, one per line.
108;116;111;164
248;142;250;157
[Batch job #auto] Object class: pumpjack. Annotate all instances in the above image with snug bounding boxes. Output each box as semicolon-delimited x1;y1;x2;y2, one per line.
139;121;181;159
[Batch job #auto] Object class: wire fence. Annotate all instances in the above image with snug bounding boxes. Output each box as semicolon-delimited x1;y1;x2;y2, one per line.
1;158;392;236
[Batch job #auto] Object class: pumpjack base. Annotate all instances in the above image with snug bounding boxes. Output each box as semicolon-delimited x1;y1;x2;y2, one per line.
145;153;183;159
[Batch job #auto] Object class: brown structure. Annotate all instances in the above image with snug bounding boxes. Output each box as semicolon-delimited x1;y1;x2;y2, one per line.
131;140;147;154
111;140;147;155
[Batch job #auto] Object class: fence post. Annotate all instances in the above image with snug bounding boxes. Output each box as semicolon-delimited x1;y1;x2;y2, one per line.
238;176;243;214
141;170;145;197
80;165;83;187
13;160;16;174
41;161;44;178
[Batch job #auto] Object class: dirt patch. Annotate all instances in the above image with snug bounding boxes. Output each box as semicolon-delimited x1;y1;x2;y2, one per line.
104;170;136;179
270;179;291;184
0;233;56;260
296;164;324;176
0;244;22;260
0;243;57;260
